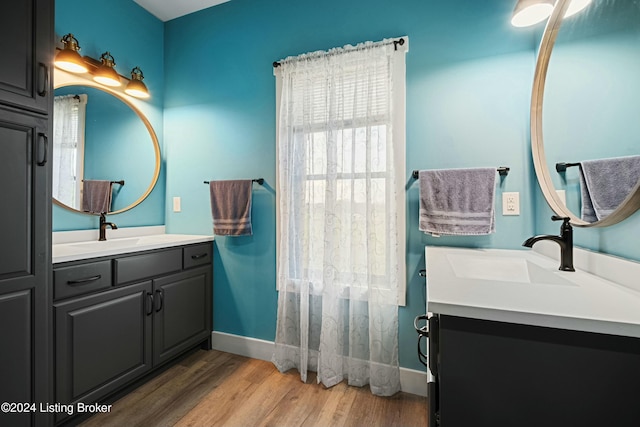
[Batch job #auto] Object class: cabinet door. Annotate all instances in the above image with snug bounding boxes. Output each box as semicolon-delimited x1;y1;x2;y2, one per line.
153;266;212;365
55;281;153;415
0;0;53;114
0;108;50;427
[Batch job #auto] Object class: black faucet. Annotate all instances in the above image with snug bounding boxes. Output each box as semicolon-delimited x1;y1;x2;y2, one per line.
522;215;575;272
99;212;117;241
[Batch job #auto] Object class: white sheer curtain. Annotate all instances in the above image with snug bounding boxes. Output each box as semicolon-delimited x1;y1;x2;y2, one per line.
53;94;87;208
273;38;407;396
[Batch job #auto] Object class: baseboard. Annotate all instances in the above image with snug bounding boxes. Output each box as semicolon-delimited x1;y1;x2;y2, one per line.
211;331;428;397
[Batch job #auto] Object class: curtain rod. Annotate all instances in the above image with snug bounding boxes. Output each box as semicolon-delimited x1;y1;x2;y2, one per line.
272;37;405;68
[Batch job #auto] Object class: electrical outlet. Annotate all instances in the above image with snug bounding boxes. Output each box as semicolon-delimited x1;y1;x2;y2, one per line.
173;196;181;212
556;190;567;207
502;192;520;216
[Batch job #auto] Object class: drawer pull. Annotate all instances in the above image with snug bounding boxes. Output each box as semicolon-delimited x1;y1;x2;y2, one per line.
67;275;102;286
191;253;208;260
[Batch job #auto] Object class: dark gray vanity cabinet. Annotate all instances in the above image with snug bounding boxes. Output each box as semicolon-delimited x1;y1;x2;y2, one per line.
53;243;212;424
0;2;53;427
433;315;640;427
54;282;154;410
152;266;212;365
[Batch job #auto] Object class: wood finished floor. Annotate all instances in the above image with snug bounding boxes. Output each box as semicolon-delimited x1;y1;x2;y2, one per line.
79;349;428;427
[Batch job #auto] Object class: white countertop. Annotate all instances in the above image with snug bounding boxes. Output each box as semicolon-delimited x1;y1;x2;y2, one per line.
425;246;640;338
53;226;214;264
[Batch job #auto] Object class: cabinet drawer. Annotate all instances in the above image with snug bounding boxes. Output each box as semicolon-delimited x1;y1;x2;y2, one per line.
183;243;212;269
54;260;112;300
115;249;182;285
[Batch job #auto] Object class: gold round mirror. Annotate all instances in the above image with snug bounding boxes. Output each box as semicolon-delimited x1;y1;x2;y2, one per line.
53;71;160;215
531;0;640;227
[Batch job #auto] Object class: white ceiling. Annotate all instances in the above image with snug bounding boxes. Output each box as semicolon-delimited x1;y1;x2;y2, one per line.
133;0;232;22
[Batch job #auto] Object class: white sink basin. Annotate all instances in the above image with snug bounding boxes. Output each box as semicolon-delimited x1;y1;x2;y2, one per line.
446;253;575;287
70;237;141;250
53;233;214;264
425;246;640;339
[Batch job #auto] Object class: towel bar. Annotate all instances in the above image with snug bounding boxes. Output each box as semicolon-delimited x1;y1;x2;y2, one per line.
204;178;264;185
81;179;125;185
555;162;580;173
412;167;510;180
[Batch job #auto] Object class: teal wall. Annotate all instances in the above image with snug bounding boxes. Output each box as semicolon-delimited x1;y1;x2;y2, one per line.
54;0;165;230
162;0;538;371
53;0;640;372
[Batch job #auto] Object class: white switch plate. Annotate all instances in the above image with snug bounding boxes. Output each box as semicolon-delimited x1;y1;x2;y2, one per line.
173;196;181;212
502;192;520;216
556;189;567;207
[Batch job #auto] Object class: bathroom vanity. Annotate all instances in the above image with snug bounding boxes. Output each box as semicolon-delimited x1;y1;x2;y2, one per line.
424;246;640;427
52;231;214;425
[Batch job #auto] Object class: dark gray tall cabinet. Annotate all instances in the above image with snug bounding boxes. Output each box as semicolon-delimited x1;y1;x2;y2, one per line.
0;1;53;427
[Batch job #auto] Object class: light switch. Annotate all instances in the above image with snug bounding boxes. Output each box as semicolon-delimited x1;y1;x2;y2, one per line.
173;196;181;212
502;192;520;216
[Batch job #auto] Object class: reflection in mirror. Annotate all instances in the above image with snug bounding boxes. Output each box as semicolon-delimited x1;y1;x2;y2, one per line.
52;85;159;214
541;0;640;224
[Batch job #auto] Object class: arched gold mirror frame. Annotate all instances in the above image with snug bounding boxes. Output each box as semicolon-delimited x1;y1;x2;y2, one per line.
531;0;640;227
53;69;161;215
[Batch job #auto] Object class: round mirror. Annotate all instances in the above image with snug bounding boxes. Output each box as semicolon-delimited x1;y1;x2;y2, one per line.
52;82;160;215
531;0;640;227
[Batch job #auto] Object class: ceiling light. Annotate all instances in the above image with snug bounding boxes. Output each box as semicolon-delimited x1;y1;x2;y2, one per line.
93;52;121;87
125;67;150;99
54;34;89;73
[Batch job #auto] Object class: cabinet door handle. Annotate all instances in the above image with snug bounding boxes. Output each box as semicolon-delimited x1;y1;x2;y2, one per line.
191;253;208;260
37;133;48;166
67;275;101;286
38;63;49;97
155;289;164;312
146;292;154;316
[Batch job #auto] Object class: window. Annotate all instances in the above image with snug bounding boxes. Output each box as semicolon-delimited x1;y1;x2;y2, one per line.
275;38;407;304
53;94;87;208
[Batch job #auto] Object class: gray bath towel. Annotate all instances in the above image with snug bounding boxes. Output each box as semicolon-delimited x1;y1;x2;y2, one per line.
82;180;112;213
209;180;253;236
419;168;497;236
579;155;640;222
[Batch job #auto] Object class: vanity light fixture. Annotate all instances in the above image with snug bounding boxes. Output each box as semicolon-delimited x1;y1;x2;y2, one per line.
564;0;592;18
511;0;555;27
54;33;151;99
124;67;150;99
54;34;89;73
511;0;593;27
93;52;121;87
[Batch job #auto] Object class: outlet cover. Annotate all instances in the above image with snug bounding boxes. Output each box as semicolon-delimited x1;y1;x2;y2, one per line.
502;192;520;216
173;196;181;212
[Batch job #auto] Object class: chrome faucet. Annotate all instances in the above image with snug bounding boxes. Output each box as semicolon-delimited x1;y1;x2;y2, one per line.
522;215;575;272
99;212;117;241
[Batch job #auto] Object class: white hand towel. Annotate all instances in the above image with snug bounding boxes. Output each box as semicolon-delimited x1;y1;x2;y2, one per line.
419;168;497;236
